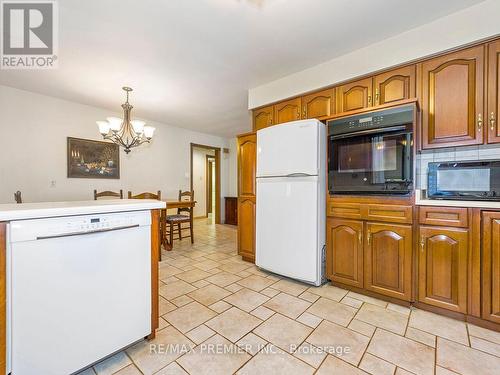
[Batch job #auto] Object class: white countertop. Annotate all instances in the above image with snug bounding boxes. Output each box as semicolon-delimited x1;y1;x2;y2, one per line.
415;190;500;209
0;199;166;221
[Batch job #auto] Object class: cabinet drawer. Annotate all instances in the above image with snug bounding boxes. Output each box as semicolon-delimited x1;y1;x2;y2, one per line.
327;202;362;219
364;204;413;224
418;206;468;228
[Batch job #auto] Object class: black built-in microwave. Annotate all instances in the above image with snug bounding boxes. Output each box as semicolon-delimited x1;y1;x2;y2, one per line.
427;160;500;200
328;104;414;195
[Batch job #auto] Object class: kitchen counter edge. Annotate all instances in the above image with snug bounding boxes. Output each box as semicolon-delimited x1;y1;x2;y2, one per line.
0;199;166;221
415;190;500;209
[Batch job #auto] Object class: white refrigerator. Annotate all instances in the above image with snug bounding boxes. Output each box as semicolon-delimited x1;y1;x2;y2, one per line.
256;119;326;286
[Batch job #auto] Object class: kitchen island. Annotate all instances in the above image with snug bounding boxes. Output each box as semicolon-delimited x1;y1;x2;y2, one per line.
0;199;165;375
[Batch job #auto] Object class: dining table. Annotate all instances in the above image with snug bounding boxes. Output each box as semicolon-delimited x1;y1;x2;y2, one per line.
160;199;196;251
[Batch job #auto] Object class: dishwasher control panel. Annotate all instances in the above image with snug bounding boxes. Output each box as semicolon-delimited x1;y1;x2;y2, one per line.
9;210;152;242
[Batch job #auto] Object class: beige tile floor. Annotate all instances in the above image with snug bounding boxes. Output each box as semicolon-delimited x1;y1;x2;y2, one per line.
79;219;500;375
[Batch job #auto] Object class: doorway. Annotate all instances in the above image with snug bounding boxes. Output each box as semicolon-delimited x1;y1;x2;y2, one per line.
190;143;221;224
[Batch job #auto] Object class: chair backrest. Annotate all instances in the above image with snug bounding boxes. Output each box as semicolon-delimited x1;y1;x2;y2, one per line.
14;191;22;204
128;190;162;200
178;190;194;215
94;189;123;200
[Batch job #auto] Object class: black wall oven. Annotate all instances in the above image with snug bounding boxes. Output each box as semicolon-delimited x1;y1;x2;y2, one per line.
328;104;414;195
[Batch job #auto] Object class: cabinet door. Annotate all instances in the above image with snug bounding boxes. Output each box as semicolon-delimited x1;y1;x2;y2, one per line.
373;65;416;106
481;212;500;323
326;218;364;288
302;89;335;119
420;46;485;149
418;226;468;313
336;77;373;113
237;133;256;197
365;223;413;301
238;197;255;262
274;98;301;124
253;105;274;131
488;40;500;144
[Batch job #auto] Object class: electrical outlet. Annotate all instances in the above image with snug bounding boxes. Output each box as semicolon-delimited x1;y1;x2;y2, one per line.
50;180;56;188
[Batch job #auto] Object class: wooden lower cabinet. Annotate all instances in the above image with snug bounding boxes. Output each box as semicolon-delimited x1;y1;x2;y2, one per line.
238;197;255;262
482;212;500;323
418;226;469;313
365;223;413;301
326;218;364;288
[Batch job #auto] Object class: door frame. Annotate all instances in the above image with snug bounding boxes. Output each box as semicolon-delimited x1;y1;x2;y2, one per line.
190;143;221;224
206;155;215;217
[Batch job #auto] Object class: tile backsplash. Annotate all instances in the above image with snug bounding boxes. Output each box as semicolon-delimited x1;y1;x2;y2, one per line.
416;144;500;190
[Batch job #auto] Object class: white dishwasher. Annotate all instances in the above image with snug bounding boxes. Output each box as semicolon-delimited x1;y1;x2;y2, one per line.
7;210;152;375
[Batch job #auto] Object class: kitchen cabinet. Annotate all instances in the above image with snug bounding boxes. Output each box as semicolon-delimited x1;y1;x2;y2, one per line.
253;105;274;131
488;40;500;144
224;197;238;225
418;226;468;313
237;134;257;197
420;45;485;149
365;223;413;301
238;197;256;262
336;77;373;113
237;133;257;262
373;65;415;106
326;218;364;288
481;212;500;324
274;97;301;124
302;89;335;119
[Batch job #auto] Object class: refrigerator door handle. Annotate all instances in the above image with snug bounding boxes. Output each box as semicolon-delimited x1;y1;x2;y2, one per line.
285;173;316;177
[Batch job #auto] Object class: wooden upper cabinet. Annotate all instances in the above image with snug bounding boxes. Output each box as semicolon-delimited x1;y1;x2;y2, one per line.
420;45;485;149
274;97;301;124
488;40;500;144
237;133;256;197
373;65;416;106
481;212;500;324
365;223;413;301
253;105;273;131
301;89;335;119
336;77;373;113
418;226;468;313
326;218;364;288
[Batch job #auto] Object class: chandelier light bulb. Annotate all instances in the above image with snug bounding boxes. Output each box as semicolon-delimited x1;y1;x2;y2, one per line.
131;120;146;134
107;117;122;132
143;126;156;139
96;121;111;135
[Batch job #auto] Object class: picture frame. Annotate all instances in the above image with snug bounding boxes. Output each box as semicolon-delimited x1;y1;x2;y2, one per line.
67;137;120;179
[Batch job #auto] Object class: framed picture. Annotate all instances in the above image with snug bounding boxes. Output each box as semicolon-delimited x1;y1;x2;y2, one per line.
67;137;120;179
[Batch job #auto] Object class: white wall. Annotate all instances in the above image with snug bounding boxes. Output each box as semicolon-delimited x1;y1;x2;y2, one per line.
0;85;237;221
227;137;238;197
192;147;215;217
248;0;500;109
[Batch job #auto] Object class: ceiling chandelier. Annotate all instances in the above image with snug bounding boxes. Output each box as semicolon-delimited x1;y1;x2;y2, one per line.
97;87;155;154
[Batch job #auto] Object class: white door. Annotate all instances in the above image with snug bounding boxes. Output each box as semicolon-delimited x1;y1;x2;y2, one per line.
256;176;320;283
257;119;322;177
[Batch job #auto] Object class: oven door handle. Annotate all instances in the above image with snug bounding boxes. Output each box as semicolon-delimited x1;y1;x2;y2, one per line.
330;125;408;140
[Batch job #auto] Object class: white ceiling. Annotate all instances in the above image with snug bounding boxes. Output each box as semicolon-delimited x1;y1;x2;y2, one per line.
0;0;485;137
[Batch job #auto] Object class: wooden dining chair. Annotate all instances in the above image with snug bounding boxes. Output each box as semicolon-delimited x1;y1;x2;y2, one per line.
14;191;22;204
94;189;123;200
166;190;194;247
128;191;162;200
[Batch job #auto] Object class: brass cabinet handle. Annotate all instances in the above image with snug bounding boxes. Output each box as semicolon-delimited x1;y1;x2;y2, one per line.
303;106;306;119
478;113;483;132
491;112;496;132
297;109;301;119
358;232;362;245
367;230;371;246
375;89;380;105
420;236;425;252
368;95;372;105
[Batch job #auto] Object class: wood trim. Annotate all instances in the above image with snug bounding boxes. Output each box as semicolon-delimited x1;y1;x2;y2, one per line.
418;206;469;228
467;315;500;333
205;155;213;217
330;281;411;307
0;223;5;374
469;208;481;317
190;143;221;224
487;39;500;144
147;210;160;340
482;211;500;324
